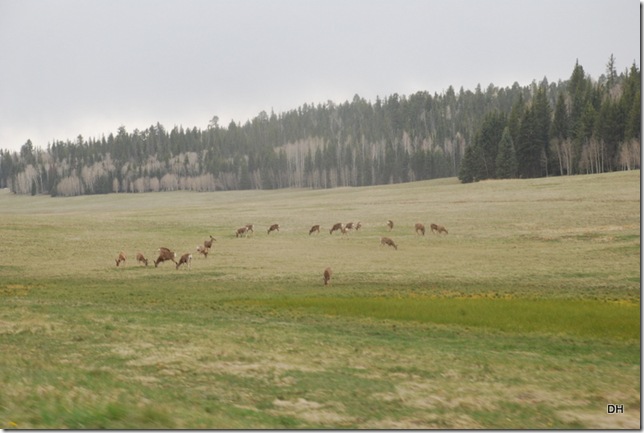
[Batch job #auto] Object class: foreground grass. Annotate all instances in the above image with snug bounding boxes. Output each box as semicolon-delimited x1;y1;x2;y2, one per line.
0;171;640;428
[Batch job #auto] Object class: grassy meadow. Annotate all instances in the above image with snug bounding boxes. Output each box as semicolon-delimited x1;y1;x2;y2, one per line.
0;170;640;429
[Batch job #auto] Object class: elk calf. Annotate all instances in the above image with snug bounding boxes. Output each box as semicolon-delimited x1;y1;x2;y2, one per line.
196;245;210;258
115;251;126;267
415;223;426;236
176;253;192;269
136;252;148;266
309;224;320;235
155;247;177;267
431;223;448;235
323;267;333;285
380;237;398;250
267;223;280;234
329;222;343;235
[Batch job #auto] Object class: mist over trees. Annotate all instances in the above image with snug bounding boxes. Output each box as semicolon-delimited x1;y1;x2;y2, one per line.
1;58;639;196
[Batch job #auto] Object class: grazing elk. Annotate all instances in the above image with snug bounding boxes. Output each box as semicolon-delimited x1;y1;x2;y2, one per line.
329;222;343;235
196;245;210;258
386;220;394;231
431;223;448;235
309;224;321;235
176;253;192;269
380;237;398;250
235;226;248;237
155;247;177;267
415;223;426;236
115;251;126;267
355;221;362;231
136;252;149;266
323;267;333;285
204;235;216;248
267;224;280;234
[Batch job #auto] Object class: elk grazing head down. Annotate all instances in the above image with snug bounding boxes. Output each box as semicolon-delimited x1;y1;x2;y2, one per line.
309;224;320;235
176;253;192;270
115;251;126;267
329;223;343;235
268;224;280;234
431;223;448;234
136;252;148;266
380;237;398;250
155;247;177;267
323;267;333;285
415;223;426;236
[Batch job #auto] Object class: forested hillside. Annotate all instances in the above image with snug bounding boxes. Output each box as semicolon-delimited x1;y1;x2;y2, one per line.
0;58;639;196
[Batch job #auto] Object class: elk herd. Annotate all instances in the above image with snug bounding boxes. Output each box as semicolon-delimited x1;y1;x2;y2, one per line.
114;219;448;285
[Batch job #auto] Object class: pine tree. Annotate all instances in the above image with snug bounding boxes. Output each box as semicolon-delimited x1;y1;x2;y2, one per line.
496;127;517;178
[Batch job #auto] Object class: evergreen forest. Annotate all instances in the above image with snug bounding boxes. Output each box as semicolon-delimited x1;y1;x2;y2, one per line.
0;58;640;196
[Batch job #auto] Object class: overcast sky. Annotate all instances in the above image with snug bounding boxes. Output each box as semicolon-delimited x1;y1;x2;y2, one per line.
0;0;640;153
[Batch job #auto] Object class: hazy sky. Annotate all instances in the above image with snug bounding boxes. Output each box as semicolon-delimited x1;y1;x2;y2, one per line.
0;0;640;152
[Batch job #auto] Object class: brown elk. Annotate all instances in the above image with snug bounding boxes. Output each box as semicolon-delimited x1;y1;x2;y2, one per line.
386;220;394;231
155;247;177;267
196;245;210;258
204;235;216;248
380;237;398;250
345;222;354;230
431;223;448;235
235;226;248;237
245;224;254;233
309;224;320;235
267;224;280;234
323;267;333;285
329;222;343;234
115;251;126;267
136;252;148;266
176;253;192;269
415;223;426;236
355;221;362;231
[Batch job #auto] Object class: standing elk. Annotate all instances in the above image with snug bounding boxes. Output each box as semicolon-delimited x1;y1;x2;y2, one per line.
235;226;248;237
136;252;148;266
323;267;333;285
115;251;126;267
267;224;280;234
386;220;394;231
176;253;192;269
245;224;254;233
415;223;426;236
196;245;210;258
155;247;177;267
431;223;448;234
345;222;354;231
309;224;321;235
355;221;362;231
380;237;398;250
329;223;343;235
204;235;216;248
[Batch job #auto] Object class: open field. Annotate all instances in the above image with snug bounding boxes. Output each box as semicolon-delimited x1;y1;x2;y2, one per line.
0;170;640;428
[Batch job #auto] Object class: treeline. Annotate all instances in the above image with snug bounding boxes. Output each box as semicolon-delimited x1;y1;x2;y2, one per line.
459;59;640;182
0;58;639;196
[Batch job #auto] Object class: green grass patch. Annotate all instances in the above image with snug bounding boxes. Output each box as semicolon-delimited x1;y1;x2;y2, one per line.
248;296;640;340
